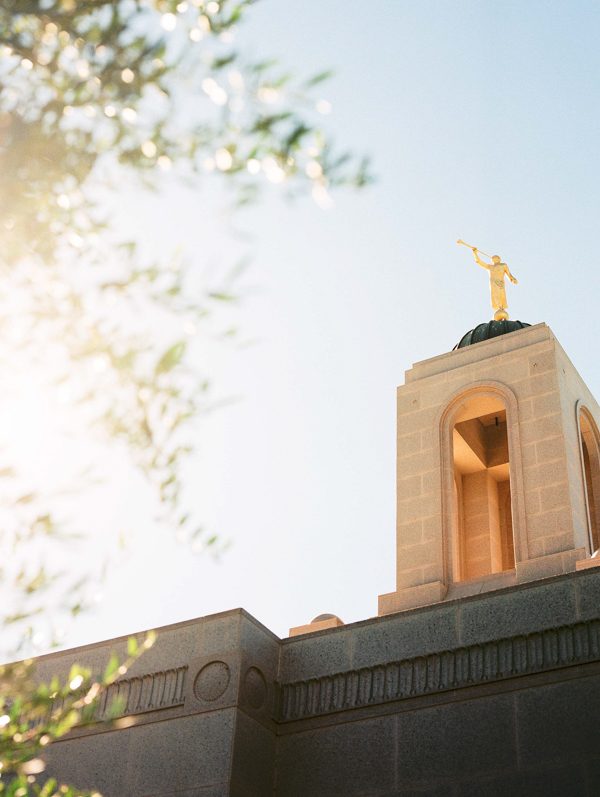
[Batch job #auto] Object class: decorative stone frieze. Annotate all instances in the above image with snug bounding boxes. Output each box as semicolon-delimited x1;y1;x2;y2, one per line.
278;618;600;723
95;665;188;720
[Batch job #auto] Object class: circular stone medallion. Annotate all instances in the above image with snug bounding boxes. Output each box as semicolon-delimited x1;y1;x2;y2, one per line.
243;666;267;710
193;660;231;702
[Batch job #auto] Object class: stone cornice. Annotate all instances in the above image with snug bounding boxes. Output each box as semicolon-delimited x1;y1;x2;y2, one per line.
277;618;600;724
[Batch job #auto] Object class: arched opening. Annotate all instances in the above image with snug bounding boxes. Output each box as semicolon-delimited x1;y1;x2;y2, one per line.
451;393;515;581
579;408;600;555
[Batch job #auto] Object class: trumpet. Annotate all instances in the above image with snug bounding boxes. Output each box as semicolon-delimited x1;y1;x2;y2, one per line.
456;239;494;259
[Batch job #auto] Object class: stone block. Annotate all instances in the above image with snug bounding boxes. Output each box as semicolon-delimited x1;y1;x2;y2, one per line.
117;612;239;679
526;507;572;540
575;570;600;621
397;540;439;570
529;349;556;375
378;581;447;616
398;491;438;524
422;514;441;541
397;407;437;434
239;612;279;667
289;616;344;637
576;557;600;572
397;430;422;457
513;369;558;400
397;474;423;501
397;390;421;415
44;727;132;796
520;440;537;468
446;569;516;600
524;488;541;516
122;612;242;680
275;715;396;796
396;693;517;781
455;763;587;797
421;381;452;409
398;520;424;547
479;356;531;384
122;621;202;678
390;786;458;796
585;756;600;793
45;711;236;796
230;711;275;796
351;604;458;668
516;549;584;582
396;452;431;482
524;461;566;490
199;611;242;656
520;414;563;445
526;539;545;558
421;469;440;496
420;426;435;450
532;391;561;419
395;565;427;589
543;532;575;556
516;675;600;767
518;397;534;422
539;482;571;511
422;562;444;582
535;435;566;463
458;579;577;646
159;789;230;797
279;627;352;681
127;711;235;794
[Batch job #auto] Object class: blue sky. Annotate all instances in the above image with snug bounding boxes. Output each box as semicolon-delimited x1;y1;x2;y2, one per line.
60;0;600;645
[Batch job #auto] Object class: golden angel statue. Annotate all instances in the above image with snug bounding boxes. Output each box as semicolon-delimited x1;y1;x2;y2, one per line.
457;239;518;321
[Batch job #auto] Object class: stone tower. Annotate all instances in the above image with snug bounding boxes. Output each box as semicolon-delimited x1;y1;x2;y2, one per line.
379;321;600;615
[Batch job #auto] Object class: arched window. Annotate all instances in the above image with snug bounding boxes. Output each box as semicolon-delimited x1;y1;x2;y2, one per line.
450;393;515;581
578;407;600;555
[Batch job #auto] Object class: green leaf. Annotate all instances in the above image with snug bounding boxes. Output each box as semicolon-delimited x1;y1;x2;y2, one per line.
212;54;237;70
103;653;120;682
209;292;236;302
304;69;334;87
155;341;186;375
54;708;80;736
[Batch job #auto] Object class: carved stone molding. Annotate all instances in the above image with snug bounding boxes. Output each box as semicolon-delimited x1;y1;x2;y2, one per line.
95;665;188;721
278;619;600;723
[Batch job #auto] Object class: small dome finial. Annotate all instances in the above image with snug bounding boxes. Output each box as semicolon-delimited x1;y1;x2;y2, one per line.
454;319;531;350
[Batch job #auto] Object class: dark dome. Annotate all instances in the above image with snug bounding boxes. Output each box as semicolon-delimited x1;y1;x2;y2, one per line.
454;320;531;350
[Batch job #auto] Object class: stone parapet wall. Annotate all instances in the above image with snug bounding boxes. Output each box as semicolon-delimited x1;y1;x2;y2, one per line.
20;569;597;795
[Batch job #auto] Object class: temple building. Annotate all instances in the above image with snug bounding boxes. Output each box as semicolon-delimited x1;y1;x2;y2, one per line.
32;320;600;795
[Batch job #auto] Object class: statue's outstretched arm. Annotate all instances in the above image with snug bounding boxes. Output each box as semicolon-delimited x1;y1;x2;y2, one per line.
472;249;490;271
